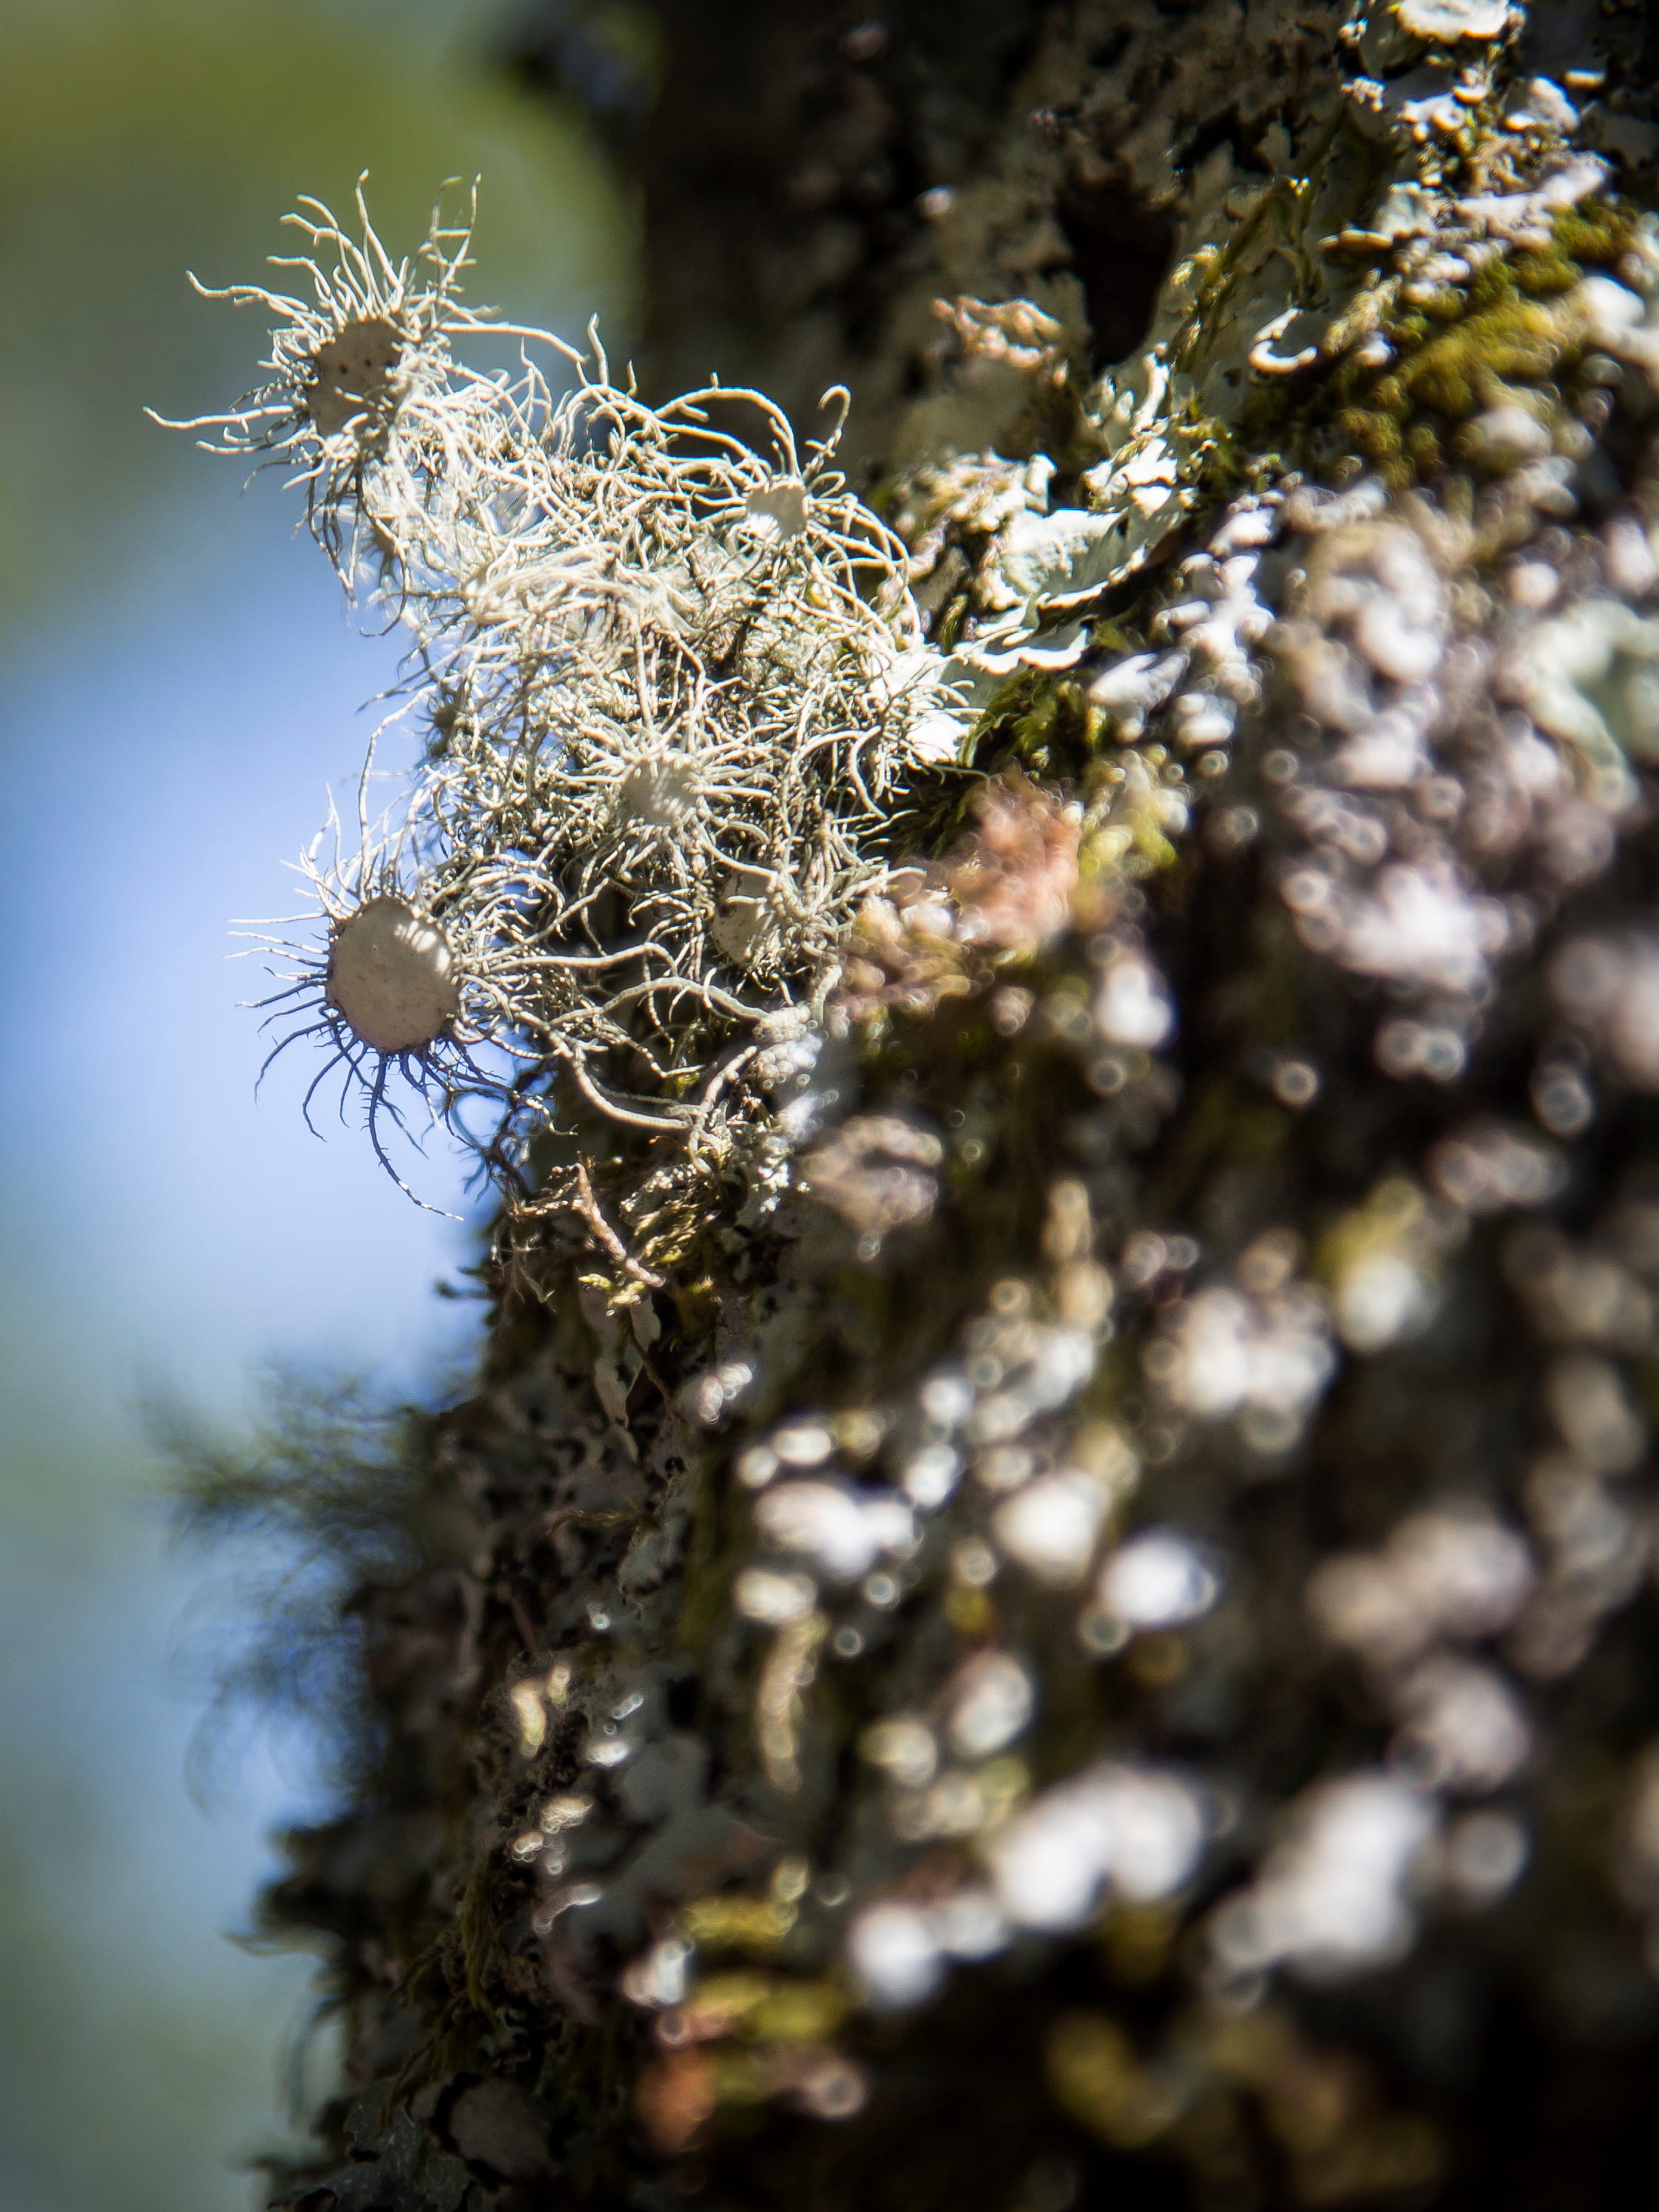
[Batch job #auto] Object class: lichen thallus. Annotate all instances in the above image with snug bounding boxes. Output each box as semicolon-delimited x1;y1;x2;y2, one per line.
162;181;947;1208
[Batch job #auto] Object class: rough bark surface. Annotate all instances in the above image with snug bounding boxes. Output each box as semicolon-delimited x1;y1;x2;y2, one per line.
194;4;1659;2207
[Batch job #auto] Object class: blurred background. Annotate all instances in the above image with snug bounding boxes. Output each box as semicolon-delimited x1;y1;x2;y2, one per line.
0;2;635;2202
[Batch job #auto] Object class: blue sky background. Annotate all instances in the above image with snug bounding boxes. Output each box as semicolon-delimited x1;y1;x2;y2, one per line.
0;5;633;2202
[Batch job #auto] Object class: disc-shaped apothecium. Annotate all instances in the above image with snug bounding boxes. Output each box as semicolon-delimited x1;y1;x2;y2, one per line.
325;896;459;1055
306;314;402;436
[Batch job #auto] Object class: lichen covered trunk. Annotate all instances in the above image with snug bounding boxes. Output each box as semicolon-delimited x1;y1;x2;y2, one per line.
193;3;1659;2207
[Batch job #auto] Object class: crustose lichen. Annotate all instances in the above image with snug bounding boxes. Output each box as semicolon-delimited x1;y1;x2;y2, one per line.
166;184;945;1205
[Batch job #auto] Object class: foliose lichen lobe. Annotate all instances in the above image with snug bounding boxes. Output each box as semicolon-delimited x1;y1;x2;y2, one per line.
180;1;1659;2205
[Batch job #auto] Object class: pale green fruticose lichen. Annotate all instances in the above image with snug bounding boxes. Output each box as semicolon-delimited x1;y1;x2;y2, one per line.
181;185;956;1204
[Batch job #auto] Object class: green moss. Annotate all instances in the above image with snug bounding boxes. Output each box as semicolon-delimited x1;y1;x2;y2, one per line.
967;669;1101;783
878;760;986;867
1321;198;1641;489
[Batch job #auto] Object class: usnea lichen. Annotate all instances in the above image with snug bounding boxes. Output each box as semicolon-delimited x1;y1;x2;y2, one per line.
180;185;947;1208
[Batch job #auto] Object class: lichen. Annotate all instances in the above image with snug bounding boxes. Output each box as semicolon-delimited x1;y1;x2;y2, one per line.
180;186;950;1226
